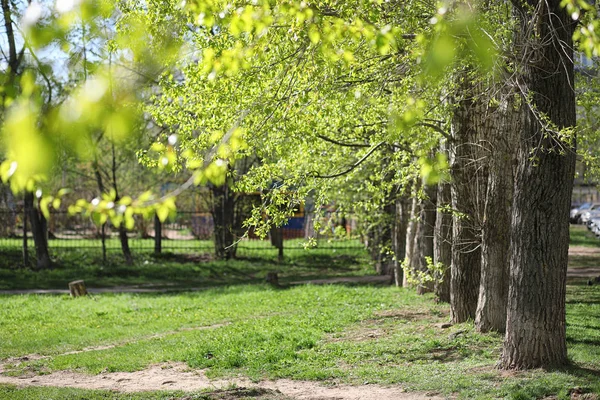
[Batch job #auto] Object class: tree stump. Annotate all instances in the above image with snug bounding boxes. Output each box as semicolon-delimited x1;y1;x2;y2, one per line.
265;272;279;287
69;280;88;297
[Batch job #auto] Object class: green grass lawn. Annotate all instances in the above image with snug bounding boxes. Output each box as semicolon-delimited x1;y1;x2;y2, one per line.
0;227;599;399
0;245;371;290
568;224;599;247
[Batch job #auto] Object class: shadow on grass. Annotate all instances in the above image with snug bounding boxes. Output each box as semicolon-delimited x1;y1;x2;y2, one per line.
0;245;383;291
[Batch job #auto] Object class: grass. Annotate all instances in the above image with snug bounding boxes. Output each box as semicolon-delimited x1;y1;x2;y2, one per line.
0;226;599;399
569;224;599;247
0;386;290;400
0;245;371;290
1;284;599;399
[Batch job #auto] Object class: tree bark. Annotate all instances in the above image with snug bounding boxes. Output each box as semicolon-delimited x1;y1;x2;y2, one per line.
270;226;284;263
69;280;87;297
393;196;410;287
154;214;162;255
118;224;133;265
434;179;452;303
22;197;29;267
100;223;107;264
475;88;520;333
500;0;576;369
416;184;437;295
24;192;51;270
376;200;395;276
403;194;420;287
449;75;486;323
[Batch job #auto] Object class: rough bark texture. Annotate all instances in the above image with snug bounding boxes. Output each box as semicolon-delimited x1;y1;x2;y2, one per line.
434;180;452;303
449;76;486;323
500;1;576;369
475;88;520;333
416;184;437;295
24;192;51;270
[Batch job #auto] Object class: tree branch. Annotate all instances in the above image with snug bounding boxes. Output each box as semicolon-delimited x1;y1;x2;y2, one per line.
415;122;451;140
315;134;371;148
312;141;386;179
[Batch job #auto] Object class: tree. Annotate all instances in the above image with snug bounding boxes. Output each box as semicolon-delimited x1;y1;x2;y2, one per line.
0;0;56;269
475;81;519;333
500;0;577;369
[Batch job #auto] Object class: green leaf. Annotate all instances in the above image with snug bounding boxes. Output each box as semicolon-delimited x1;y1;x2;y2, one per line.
39;197;51;219
156;205;170;222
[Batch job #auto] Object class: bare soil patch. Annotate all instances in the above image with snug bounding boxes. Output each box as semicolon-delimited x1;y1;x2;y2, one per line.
0;362;446;399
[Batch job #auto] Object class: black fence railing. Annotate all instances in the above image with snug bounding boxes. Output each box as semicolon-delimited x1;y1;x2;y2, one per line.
0;209;363;256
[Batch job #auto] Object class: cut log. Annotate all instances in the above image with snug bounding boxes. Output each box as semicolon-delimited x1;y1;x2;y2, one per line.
69;280;87;297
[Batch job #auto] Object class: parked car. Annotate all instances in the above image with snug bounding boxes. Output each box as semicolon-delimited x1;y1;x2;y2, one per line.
589;217;600;236
571;202;591;223
579;204;600;224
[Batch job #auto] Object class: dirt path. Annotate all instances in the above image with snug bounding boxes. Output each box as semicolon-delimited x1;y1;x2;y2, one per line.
0;275;392;295
0;362;445;399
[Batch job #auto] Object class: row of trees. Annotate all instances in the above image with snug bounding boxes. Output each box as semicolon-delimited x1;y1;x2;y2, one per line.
1;0;599;370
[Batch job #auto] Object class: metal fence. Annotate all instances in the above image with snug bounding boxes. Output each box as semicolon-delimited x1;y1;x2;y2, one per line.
0;209;363;257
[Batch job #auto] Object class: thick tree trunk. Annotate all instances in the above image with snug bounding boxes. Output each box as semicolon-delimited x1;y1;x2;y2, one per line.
475;90;519;333
24;192;51;270
212;184;237;260
449;76;486;323
500;1;576;369
416;184;437;295
434;179;452;303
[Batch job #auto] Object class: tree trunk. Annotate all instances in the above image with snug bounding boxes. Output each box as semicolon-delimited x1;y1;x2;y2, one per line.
376;200;395;276
212;183;237;260
22;196;29;267
403;194;420;287
24;192;51;270
500;0;576;369
270;226;284;263
393;196;410;287
475;89;520;333
118;225;133;265
416;184;437;295
449;74;486;323
154;214;162;255
434;179;452;303
101;223;107;264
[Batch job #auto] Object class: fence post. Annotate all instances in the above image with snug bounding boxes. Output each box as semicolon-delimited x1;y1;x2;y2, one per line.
154;213;162;255
22;198;28;267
